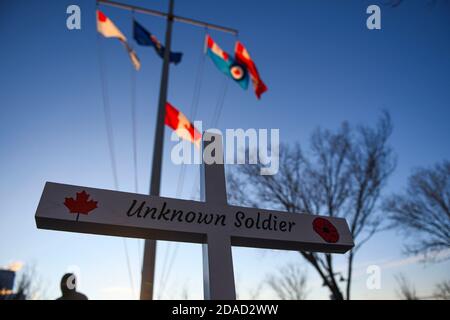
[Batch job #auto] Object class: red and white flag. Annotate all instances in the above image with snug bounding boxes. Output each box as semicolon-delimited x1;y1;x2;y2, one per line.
96;10;141;71
165;102;201;148
235;41;267;99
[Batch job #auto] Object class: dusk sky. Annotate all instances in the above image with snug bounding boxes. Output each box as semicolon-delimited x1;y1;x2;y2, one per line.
0;0;449;299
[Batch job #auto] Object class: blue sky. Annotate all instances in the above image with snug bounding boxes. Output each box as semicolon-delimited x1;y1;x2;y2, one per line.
0;0;449;299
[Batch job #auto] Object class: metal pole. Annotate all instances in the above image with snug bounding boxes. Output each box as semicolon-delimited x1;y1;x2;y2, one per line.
98;0;238;35
140;0;174;301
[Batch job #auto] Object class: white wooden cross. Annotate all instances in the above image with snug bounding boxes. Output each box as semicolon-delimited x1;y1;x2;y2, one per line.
35;131;354;299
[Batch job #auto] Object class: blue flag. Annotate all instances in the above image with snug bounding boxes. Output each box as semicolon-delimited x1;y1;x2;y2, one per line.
206;34;248;90
133;20;182;65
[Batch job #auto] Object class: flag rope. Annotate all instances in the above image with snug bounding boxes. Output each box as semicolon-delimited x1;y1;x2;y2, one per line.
96;2;136;299
130;9;139;196
159;242;179;298
156;240;171;299
160;32;233;298
158;28;208;299
160;72;230;297
130;8;144;290
210;76;229;129
129;8;139;300
96;33;119;191
175;28;207;199
122;237;136;298
189;74;230;201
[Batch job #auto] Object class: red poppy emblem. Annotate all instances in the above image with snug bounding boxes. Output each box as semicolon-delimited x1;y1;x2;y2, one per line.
312;217;339;243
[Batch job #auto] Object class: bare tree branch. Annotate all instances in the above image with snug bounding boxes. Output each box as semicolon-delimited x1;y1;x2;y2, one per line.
266;263;308;300
395;274;418;300
228;112;395;300
11;265;46;300
384;160;450;261
433;280;450;300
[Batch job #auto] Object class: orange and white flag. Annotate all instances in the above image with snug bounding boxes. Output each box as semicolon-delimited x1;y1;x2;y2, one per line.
165;102;201;148
96;10;141;71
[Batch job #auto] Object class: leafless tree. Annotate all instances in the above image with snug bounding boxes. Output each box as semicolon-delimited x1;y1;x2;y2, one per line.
236;282;264;300
247;283;264;300
11;265;46;300
383;160;450;261
228;112;396;300
433;280;450;300
395;274;418;300
266;263;308;300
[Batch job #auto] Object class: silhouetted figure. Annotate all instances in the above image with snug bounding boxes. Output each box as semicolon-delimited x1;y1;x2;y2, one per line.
56;273;88;300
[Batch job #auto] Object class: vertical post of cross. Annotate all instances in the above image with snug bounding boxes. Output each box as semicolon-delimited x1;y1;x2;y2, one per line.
201;131;236;300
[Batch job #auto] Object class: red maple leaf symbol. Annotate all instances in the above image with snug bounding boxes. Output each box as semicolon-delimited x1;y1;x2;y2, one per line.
64;191;98;219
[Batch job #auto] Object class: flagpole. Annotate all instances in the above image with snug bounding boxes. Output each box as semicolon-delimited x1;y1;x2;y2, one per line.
140;0;174;301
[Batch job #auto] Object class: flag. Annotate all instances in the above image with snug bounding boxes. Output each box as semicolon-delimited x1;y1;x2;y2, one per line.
235;41;267;99
96;10;141;71
133;20;183;65
205;35;249;90
165;102;201;148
